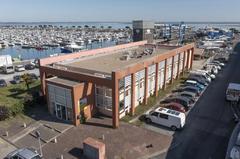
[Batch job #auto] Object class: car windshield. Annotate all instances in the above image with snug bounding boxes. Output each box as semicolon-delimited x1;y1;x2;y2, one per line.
7;66;13;69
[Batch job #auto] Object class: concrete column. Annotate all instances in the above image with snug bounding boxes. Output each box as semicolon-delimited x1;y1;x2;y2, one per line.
186;49;190;71
190;48;194;69
170;56;174;84
176;53;181;79
163;59;167;90
72;87;80;126
182;51;186;74
144;67;148;105
155;63;159;97
112;72;119;128
45;84;51;114
40;69;46;96
130;73;135;116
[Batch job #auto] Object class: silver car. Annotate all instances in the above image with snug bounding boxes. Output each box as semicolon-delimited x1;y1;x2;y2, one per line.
5;148;41;159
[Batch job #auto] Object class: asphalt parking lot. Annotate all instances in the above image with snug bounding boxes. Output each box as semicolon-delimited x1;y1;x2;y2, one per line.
0;68;39;83
142;48;240;159
160;51;239;159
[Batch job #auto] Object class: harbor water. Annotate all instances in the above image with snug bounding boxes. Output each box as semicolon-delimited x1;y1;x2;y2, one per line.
0;40;117;60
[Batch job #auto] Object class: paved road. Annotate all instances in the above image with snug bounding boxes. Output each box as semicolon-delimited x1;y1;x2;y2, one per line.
164;51;240;159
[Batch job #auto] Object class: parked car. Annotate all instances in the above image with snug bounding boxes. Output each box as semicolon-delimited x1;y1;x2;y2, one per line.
178;86;201;96
25;63;35;70
15;65;25;72
212;60;225;67
12;75;23;84
161;102;186;113
195;69;216;80
184;80;205;91
189;75;209;85
177;91;197;104
0;79;7;87
207;63;222;70
34;59;39;68
5;148;41;159
161;96;191;110
215;57;228;63
189;73;211;83
145;107;185;130
29;73;39;80
188;77;208;86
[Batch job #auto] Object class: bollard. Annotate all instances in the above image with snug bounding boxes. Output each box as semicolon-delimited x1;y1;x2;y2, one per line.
53;137;57;143
5;131;8;137
60;155;63;159
102;134;105;140
23;123;27;128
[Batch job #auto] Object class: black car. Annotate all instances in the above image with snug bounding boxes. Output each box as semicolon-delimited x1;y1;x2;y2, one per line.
178;86;201;96
29;73;38;80
0;79;7;87
12;75;22;84
25;64;35;70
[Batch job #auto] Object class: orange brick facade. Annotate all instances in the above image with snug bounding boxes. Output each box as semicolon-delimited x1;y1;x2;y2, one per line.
39;41;195;128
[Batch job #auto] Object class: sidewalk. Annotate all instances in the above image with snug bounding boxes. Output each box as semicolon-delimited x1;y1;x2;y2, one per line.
0;137;17;159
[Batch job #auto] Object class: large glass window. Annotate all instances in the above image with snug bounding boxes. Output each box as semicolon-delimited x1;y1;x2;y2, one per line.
95;85;112;110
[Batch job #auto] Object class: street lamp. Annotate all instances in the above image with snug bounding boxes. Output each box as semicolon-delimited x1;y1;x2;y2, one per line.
35;131;43;157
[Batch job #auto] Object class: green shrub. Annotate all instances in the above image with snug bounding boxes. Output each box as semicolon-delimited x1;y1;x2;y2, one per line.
0;106;11;121
10;101;24;116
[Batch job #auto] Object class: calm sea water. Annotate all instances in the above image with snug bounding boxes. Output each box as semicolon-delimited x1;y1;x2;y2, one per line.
0;41;116;60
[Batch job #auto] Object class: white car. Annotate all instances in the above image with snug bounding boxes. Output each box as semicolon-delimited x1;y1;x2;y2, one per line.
213;60;225;67
145;107;186;131
15;65;25;72
195;69;216;79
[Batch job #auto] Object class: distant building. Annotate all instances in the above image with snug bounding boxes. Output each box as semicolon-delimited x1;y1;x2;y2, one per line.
39;41;194;128
132;20;154;43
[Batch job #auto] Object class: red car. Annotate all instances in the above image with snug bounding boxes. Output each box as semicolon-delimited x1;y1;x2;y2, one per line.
161;102;186;113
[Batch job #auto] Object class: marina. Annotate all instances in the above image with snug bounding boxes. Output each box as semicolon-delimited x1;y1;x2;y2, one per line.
0;23;131;60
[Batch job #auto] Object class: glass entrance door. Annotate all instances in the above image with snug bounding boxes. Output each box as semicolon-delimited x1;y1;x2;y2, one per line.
55;103;67;120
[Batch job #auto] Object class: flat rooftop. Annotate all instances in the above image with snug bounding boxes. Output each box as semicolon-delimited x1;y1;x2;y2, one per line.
57;45;176;75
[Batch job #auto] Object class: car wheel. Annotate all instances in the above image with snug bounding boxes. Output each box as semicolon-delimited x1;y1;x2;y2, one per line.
171;125;177;131
146;118;152;124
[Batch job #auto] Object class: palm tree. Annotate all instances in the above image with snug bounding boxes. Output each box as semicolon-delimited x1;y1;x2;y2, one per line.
21;74;33;90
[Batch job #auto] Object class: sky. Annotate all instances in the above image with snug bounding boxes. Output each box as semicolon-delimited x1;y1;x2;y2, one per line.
0;0;239;22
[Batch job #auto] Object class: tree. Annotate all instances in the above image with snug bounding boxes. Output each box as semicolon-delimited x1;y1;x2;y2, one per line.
21;73;34;90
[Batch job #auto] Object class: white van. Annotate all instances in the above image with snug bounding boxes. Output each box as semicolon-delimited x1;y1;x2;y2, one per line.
145;107;186;130
226;83;240;102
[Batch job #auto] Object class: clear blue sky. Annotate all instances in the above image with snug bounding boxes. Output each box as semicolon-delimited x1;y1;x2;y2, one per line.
0;0;239;22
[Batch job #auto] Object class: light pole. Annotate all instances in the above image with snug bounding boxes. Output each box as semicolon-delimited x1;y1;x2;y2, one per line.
35;131;43;157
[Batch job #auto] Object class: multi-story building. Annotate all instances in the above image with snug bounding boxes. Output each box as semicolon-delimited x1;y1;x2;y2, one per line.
39;40;194;128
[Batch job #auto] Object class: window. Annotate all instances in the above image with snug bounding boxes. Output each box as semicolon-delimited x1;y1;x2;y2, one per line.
105;89;112;97
159;113;168;119
119;100;124;111
80;98;87;106
125;89;129;96
151;112;159;117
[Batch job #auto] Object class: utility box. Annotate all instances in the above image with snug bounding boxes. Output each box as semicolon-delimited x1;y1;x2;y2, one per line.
83;137;105;159
132;20;154;43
